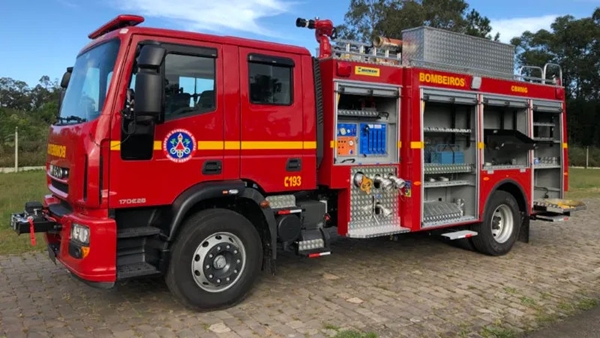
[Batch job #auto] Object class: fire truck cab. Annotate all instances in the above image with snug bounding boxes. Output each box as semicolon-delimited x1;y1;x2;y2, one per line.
10;14;586;311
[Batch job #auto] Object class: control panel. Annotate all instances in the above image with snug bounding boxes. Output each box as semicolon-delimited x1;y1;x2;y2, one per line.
333;82;399;165
359;123;387;156
337;123;358;156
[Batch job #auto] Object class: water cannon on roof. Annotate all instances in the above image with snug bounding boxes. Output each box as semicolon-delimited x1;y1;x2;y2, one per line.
296;17;336;58
88;14;145;39
372;36;402;51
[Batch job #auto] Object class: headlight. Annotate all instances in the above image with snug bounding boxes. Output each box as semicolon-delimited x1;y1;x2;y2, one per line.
71;223;90;244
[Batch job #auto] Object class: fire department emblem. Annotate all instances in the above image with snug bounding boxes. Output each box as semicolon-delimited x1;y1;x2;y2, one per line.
164;129;197;163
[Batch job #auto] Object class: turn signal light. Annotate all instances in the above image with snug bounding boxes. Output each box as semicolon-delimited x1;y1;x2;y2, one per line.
336;62;351;77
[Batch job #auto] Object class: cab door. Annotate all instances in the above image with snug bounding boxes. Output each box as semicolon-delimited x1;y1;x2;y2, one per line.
238;48;315;193
108;36;225;207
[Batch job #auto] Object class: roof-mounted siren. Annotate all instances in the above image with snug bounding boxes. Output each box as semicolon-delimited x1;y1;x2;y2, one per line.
88;14;145;39
296;17;336;59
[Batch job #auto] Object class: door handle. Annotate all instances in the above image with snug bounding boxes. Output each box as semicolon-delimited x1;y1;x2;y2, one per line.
202;160;222;175
286;158;301;172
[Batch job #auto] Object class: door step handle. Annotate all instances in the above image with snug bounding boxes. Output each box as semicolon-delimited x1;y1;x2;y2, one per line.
286;158;301;172
202;160;222;175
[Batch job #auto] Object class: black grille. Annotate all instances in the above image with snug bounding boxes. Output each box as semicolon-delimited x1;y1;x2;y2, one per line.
51;179;69;194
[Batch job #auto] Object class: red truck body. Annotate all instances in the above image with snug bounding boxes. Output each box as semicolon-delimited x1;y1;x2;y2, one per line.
10;15;585;311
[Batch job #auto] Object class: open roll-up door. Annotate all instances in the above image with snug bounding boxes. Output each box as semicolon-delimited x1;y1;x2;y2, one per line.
532;99;563;113
483;95;528;109
422;89;478;105
337;83;400;98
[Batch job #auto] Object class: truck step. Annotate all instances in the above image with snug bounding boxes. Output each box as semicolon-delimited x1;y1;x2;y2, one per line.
346;225;411;238
441;230;478;240
117;226;161;239
116;262;160;280
534;213;569;222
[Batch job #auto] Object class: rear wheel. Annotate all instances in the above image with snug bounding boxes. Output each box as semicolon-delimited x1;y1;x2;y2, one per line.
165;208;263;311
471;190;521;256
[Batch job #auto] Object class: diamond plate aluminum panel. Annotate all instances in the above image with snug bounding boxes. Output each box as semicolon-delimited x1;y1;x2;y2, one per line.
266;195;296;209
347;166;409;238
401;26;515;79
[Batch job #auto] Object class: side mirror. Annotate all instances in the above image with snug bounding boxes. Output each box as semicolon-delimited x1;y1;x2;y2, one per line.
134;44;166;122
57;67;72;116
60;67;73;89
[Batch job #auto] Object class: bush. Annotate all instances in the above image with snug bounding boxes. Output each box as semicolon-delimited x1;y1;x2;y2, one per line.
568;146;600;167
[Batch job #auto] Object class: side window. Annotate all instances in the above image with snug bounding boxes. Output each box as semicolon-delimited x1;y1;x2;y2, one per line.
248;54;293;105
164;53;216;120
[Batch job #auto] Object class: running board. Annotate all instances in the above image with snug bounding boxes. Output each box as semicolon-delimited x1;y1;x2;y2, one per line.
441;230;478;240
533;213;569;222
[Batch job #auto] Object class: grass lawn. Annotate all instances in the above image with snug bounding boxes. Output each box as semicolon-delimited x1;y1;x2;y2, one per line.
0;168;599;256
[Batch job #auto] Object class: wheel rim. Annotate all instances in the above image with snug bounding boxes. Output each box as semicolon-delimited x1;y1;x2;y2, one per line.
490;204;514;244
190;232;246;293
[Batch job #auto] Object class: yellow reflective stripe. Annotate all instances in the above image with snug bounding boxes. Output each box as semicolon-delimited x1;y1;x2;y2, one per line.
110;140;317;151
242;141;304;149
198;141;225;150
410;141;424;149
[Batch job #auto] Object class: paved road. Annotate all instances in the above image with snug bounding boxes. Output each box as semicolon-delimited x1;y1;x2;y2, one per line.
1;199;600;338
525;305;600;338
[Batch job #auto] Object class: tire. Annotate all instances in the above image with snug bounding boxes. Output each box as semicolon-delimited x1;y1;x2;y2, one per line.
471;190;522;256
165;208;263;311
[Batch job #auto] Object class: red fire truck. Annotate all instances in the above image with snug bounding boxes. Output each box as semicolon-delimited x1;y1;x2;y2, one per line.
10;14;586;311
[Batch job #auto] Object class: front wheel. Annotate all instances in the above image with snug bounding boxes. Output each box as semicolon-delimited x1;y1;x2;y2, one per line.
165;208;263;311
471;190;522;256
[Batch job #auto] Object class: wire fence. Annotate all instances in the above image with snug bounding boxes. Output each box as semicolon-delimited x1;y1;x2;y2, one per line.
2;127;600;173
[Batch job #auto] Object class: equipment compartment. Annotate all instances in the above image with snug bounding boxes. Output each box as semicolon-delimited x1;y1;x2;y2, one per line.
482;95;531;170
421;89;478;228
531;100;564;201
334;81;400;165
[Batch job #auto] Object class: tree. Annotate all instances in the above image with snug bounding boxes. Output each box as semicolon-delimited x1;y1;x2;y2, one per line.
511;8;600;146
0;76;61;166
336;0;498;42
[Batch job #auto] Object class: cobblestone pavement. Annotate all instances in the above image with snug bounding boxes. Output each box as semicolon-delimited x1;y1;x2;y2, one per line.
1;199;600;338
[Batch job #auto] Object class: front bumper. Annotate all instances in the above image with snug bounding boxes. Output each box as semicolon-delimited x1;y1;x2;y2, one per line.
9;198;118;286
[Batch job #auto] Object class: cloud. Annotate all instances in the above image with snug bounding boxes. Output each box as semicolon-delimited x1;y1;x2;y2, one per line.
490;15;558;43
108;0;298;38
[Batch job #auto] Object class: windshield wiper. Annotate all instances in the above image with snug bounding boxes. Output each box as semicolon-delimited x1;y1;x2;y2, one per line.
57;116;87;124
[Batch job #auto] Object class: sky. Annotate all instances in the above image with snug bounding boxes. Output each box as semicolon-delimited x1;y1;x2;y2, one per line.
1;0;599;87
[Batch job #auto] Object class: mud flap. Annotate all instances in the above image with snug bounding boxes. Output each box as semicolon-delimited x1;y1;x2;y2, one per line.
518;214;530;243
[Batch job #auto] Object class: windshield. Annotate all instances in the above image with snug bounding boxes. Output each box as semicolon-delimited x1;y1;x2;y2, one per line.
57;39;120;125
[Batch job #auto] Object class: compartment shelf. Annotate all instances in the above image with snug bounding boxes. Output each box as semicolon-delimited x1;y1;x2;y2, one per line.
533;137;559;143
424;127;472;134
535;186;560;192
337;109;381;118
424;163;474;174
483;164;528;171
424;180;472;188
534;164;561;169
533;122;555;127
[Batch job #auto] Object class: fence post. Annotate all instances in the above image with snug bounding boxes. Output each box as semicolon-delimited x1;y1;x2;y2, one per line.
585;146;589;169
14;126;18;172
